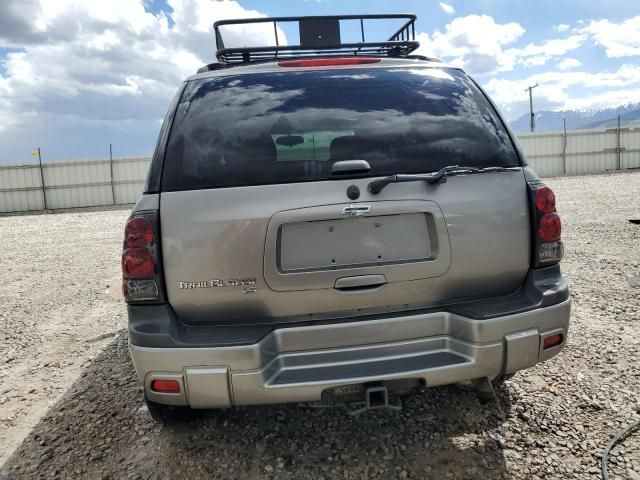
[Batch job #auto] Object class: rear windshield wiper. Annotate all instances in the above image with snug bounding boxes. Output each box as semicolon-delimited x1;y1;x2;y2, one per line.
368;165;520;194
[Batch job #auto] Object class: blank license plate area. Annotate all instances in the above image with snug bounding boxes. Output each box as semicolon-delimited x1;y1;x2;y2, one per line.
279;213;432;272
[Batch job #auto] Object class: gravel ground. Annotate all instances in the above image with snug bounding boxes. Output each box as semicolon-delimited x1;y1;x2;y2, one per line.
0;206;130;465
1;172;639;479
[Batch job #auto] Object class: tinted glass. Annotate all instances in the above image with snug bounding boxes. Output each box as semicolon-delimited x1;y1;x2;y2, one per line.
162;67;519;191
145;84;184;193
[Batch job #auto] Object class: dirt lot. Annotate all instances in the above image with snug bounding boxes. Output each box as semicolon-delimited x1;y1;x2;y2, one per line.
1;172;639;479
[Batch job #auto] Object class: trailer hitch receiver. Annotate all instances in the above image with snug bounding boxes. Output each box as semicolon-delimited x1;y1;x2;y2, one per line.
347;385;402;415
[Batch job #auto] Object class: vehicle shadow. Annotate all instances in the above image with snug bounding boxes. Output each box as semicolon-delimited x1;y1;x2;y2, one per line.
1;333;512;479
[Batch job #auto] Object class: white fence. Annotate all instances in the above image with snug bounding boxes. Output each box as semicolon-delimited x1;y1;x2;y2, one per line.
518;126;640;177
1;126;640;213
0;157;149;213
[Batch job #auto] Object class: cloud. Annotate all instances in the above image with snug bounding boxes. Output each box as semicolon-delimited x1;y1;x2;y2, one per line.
557;58;581;71
507;33;587;68
522;56;547;67
579;15;640;58
416;14;587;74
0;0;285;162
484;64;640;117
416;15;525;75
512;34;587;59
438;2;455;15
2;3;639;162
0;0;47;46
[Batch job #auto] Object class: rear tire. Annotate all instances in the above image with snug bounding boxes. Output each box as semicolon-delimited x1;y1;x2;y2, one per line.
144;396;189;423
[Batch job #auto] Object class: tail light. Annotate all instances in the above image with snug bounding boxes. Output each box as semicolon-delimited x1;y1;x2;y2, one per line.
534;186;556;213
278;57;381;68
529;183;563;266
122;248;155;278
121;211;165;303
538;213;561;242
124;217;154;246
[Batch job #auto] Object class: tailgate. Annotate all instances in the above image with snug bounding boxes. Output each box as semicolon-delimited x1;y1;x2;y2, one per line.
159;171;530;325
157;65;530;325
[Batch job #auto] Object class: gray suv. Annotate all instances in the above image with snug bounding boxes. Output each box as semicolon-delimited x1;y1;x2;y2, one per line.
122;15;570;417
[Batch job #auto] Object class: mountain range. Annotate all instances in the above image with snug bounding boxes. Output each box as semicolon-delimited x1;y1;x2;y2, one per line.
509;102;640;133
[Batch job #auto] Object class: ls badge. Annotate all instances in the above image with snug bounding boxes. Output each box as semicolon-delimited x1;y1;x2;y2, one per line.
178;278;257;294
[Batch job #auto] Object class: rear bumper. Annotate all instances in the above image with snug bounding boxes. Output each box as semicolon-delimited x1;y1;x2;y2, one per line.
129;298;571;408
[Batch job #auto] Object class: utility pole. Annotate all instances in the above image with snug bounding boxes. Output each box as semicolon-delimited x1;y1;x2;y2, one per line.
562;118;567;174
109;143;116;205
35;146;48;210
617;115;622;170
525;83;539;133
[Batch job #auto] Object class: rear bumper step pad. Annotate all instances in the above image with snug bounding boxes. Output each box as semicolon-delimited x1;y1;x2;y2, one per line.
273;351;466;385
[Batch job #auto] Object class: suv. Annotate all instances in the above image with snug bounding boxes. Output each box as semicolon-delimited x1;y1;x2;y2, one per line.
122;15;570;416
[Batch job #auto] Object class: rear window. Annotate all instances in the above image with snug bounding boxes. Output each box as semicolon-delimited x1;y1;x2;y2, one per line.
162;67;519;191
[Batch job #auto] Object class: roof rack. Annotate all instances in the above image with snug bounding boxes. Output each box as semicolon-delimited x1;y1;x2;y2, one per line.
212;14;420;65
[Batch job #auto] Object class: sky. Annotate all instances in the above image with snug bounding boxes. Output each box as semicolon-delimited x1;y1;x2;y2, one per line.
0;0;639;163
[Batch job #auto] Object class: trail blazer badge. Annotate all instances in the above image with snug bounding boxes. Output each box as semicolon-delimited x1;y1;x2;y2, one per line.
178;278;257;294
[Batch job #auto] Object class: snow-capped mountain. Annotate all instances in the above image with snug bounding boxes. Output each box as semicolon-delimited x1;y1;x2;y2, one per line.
510;103;640;133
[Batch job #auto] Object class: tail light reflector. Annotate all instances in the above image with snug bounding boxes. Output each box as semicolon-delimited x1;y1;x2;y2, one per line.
278;57;381;68
150;379;180;394
538;241;564;264
543;333;563;349
123;279;158;301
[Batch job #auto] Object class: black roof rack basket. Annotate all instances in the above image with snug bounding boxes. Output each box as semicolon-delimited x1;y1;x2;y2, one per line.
213;14;420;65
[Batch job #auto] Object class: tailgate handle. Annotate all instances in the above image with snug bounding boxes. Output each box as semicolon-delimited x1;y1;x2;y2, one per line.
335;275;387;290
